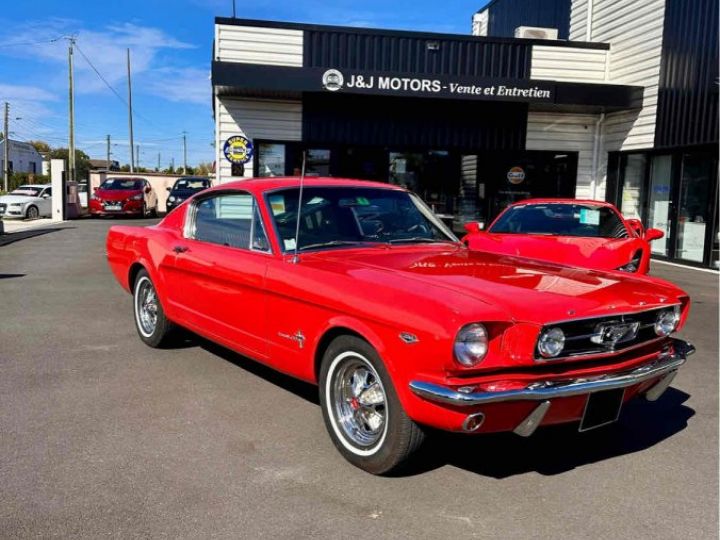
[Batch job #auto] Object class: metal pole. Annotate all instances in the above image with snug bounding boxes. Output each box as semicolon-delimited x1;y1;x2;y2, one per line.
136;144;140;169
106;134;111;169
127;49;135;173
2;102;8;192
157;152;160;171
182;131;187;174
68;38;76;182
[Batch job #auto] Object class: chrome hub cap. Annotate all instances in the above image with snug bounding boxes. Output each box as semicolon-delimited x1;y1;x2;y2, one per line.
332;358;387;447
136;279;158;336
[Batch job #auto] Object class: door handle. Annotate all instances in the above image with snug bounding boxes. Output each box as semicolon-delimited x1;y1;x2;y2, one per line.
173;245;189;254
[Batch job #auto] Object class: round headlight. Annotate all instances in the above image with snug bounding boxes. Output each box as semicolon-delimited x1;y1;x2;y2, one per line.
654;307;680;336
538;327;565;358
168;195;176;203
454;323;488;366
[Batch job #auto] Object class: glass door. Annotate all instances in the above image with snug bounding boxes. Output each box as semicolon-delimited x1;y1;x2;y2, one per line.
646;155;673;256
674;152;717;263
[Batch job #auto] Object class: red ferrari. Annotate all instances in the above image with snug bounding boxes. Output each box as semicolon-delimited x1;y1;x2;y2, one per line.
463;199;664;274
106;178;693;474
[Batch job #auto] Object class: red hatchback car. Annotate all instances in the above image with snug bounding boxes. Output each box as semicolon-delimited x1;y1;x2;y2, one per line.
463;199;664;274
106;178;693;474
90;177;158;218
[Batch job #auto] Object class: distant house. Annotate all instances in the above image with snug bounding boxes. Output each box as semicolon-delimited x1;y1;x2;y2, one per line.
0;139;43;174
88;158;120;171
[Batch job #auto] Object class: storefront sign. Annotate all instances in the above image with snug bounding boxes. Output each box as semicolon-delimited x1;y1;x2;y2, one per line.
320;68;553;101
223;135;254;164
507;166;526;184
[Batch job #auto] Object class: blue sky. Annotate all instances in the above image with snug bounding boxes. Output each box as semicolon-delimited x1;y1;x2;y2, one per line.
0;0;487;167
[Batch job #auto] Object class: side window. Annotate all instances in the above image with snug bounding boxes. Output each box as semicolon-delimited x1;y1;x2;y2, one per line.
192;192;270;252
44;187;52;197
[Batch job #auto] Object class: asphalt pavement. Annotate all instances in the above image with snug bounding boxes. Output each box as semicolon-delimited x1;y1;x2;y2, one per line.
1;219;717;539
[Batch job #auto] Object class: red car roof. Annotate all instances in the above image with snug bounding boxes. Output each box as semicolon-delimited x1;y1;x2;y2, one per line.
213;176;407;194
509;198;618;209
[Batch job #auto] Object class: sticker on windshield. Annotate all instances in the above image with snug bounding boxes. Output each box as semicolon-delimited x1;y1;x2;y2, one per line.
284;238;296;250
356;197;370;206
269;195;285;215
579;208;600;225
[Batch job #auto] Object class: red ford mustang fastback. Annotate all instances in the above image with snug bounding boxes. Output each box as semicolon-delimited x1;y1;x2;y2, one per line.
463;199;664;274
106;177;694;474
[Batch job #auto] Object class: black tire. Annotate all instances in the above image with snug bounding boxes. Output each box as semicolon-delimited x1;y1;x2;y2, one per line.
132;269;175;347
319;335;425;475
26;205;39;220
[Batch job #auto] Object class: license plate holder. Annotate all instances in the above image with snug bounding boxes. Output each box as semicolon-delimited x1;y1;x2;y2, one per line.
104;204;122;211
579;388;624;432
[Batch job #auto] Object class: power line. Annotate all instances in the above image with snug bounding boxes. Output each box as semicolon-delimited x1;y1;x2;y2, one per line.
4;35;64;47
74;43;128;108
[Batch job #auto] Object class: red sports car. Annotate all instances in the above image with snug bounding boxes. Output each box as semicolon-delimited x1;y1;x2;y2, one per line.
106;178;693;474
90;177;158;217
463;199;664;274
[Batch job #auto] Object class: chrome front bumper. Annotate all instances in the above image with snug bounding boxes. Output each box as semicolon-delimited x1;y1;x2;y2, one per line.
409;338;695;407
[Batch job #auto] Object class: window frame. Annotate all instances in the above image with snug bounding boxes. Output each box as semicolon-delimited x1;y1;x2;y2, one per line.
184;189;274;255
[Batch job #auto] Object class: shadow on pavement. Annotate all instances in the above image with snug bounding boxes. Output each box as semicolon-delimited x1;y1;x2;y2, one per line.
0;273;26;279
172;331;694;478
0;227;74;247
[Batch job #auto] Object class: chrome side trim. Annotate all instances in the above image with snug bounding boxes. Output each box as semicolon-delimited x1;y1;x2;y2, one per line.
513;400;551;437
409;339;694;407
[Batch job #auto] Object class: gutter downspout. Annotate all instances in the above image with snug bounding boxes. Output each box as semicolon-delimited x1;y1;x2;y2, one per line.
585;0;594;41
591;112;605;200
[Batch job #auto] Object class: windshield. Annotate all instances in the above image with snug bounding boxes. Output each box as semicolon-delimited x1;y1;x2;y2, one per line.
100;178;144;191
490;203;629;238
10;186;43;197
266;186;458;252
173;178;209;191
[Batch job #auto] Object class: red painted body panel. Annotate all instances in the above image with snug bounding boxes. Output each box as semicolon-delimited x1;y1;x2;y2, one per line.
464;198;654;274
90;187;155;216
106;179;690;434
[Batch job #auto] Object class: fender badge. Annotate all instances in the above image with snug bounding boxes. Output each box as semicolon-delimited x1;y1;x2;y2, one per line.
278;330;305;349
399;332;419;344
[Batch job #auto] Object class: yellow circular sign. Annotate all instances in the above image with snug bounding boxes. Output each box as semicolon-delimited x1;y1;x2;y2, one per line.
223;135;254;164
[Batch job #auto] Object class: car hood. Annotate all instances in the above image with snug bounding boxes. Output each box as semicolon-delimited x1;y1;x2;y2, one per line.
0;194;37;204
465;233;640;271
95;189;142;201
309;245;684;324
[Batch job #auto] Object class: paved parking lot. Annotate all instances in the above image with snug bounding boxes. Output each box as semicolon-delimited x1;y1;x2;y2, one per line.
1;219;717;539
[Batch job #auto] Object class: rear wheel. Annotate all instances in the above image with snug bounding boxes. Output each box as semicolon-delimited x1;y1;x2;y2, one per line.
132;269;174;347
25;205;39;220
319;335;424;475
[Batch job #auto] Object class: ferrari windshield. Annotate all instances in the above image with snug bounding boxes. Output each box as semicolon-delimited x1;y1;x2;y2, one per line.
266;186;458;252
490;203;629;238
100;179;144;190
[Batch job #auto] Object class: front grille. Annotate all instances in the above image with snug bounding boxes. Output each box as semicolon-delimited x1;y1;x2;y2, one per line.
536;307;677;360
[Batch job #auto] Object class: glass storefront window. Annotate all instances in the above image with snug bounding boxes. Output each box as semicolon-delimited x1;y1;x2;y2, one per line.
620;154;646;219
258;143;285;177
646;155;673;256
675;153;712;263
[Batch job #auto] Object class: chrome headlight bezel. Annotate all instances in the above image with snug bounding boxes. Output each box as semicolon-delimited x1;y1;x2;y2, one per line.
654;306;681;336
453;323;489;367
129;193;144;201
537;327;566;359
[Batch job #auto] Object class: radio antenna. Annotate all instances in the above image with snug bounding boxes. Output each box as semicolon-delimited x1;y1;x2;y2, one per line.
292;150;307;263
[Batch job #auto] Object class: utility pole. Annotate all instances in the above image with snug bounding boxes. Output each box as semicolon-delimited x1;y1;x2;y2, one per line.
170;157;174;171
106;134;111;169
2;102;8;193
182;131;187;174
157;152;161;171
136;144;140;169
127;48;135;173
68;37;76;182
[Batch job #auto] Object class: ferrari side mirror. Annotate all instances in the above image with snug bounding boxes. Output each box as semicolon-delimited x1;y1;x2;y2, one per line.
464;221;483;234
645;228;664;241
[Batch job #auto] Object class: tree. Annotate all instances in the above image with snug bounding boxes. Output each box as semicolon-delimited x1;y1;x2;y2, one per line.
49;148;91;181
195;162;213;176
28;140;51;154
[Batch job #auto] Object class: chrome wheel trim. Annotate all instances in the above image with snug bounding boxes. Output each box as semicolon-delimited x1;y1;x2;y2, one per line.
134;276;158;338
325;351;389;456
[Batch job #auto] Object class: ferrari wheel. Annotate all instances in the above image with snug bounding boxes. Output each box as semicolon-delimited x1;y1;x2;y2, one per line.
319;335;424;475
132;269;174;347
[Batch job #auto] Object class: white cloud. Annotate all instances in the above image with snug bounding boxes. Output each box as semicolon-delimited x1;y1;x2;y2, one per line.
143;67;210;105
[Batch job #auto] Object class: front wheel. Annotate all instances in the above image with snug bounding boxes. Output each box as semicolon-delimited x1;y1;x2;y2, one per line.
25;205;39;220
319;335;425;475
133;269;174;347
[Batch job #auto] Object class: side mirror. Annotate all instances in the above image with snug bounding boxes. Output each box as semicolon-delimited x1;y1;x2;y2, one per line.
645;228;664;241
166;186;172;192
93;186;98;191
625;218;644;237
144;187;151;194
42;193;50;199
464;221;483;234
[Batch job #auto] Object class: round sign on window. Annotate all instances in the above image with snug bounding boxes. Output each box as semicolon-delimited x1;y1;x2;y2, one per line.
223;135;254;164
507;166;525;185
322;69;344;91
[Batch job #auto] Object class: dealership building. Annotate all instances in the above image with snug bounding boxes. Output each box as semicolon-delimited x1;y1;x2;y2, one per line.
211;0;718;268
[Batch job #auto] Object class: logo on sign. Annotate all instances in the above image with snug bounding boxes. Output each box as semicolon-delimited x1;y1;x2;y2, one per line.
507;166;525;184
322;69;344;91
223;135;253;164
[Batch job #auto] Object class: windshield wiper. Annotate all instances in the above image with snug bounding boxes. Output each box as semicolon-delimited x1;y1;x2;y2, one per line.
387;237;456;244
298;240;369;251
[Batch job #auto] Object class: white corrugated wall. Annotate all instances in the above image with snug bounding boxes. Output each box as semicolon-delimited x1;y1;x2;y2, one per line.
214;24;303;66
215;97;302;183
